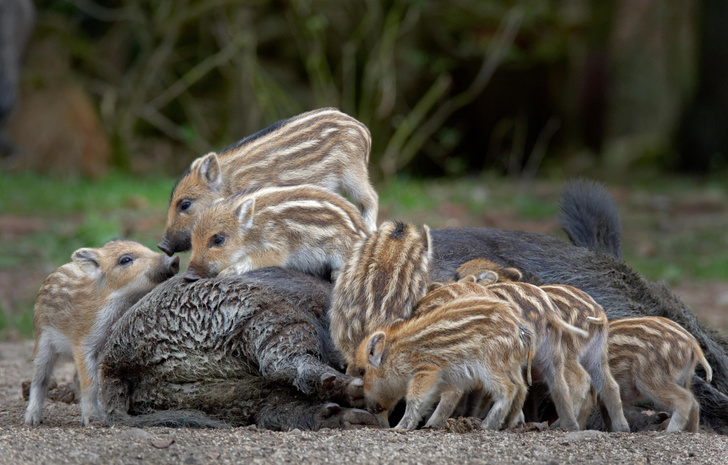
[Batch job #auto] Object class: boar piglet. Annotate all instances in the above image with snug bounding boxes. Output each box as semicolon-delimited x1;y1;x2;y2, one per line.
330;220;431;368
413;280;488;316
160;107;378;256
591;317;713;432
184;184;367;282
354;296;535;431
454;258;630;431
24;240;179;426
536;284;629;431
474;281;590;430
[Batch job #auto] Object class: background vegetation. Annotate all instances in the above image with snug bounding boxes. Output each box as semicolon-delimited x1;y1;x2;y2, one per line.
8;0;727;179
1;0;727;339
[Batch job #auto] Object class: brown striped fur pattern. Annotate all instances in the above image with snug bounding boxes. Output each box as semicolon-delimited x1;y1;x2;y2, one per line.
597;317;713;432
539;284;629;431
24;240;179;427
160;108;378;255
330;221;432;368
184;185;368;282
354;296;535;431
412;281;486;316
474;281;588;430
453;258;630;431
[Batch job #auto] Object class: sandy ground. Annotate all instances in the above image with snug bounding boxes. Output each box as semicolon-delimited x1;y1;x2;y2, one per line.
2;342;727;465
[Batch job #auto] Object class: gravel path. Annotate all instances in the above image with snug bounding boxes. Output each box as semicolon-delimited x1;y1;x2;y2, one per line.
2;341;727;465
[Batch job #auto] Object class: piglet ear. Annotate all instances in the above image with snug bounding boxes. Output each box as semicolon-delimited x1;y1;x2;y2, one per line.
367;331;387;367
421;225;432;252
72;248;102;280
421;225;433;269
476;270;499;285
198;153;222;191
235;197;255;231
427;281;445;292
501;267;523;282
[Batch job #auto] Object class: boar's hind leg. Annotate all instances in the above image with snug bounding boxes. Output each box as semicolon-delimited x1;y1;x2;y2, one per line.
257;396;377;431
692;375;728;434
246;310;364;407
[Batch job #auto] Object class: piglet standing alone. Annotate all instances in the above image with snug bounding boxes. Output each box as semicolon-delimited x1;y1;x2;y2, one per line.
596;316;713;432
24;240;179;426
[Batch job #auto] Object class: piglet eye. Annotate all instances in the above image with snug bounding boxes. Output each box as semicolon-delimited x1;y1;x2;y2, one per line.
118;255;134;266
358;369;365;377
209;234;225;247
179;199;193;212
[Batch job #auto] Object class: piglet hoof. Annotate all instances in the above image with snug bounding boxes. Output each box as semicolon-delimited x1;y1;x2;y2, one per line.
555;419;580;431
315;402;379;430
612;421;631;433
393;419;418;432
319;373;365;408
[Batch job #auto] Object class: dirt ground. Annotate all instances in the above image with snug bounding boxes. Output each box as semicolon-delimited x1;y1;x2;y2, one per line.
1;341;727;465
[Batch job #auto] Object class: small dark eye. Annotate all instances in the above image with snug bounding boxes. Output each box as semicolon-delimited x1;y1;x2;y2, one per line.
358;369;365;377
209;234;225;247
118;255;133;266
179;199;193;212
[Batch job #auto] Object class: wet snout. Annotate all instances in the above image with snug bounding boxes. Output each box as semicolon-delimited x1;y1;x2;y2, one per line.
157;238;174;256
157;231;192;256
150;255;180;283
183;261;209;282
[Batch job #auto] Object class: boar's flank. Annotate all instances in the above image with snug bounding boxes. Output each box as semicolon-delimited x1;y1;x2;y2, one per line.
99;268;377;431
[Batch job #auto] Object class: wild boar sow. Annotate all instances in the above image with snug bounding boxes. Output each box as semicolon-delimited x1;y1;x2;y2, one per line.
98;268;377;430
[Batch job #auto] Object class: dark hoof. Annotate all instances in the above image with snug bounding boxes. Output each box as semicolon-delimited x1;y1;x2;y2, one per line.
319;373;365;408
315;403;379;430
341;408;380;429
320;402;342;418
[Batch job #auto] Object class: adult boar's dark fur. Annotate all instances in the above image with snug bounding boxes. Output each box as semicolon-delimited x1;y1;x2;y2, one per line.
98;268;376;431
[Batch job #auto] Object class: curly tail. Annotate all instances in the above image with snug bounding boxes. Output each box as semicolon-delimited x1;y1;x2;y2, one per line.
696;347;714;384
548;313;589;339
558;178;623;260
519;323;535;386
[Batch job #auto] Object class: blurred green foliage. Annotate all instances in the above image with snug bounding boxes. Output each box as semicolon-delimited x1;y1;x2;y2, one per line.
15;0;725;180
27;0;604;179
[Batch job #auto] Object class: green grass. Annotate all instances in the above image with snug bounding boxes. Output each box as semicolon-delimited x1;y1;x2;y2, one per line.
0;171;178;270
0;171;176;216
